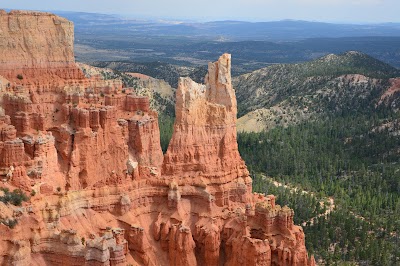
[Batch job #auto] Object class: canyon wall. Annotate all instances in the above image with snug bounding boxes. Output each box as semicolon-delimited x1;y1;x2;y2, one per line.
0;10;85;86
0;10;315;266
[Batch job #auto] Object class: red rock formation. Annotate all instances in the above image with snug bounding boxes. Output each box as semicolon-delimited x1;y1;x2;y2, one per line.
163;54;247;179
379;78;400;109
162;54;252;208
0;10;163;192
0;10;86;87
0;10;315;266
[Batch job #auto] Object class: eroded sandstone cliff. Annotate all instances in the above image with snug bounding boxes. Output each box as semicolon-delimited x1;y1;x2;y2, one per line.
162;54;252;207
0;10;315;266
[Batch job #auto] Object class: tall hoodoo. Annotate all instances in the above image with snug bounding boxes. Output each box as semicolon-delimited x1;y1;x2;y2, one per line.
0;10;315;266
206;53;236;110
163;54;249;186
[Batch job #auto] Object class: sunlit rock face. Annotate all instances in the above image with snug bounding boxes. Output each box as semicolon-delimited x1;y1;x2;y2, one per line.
162;53;252;206
0;10;86;87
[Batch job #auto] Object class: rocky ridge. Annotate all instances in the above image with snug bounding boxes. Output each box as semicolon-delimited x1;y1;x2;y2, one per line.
0;10;315;266
233;52;400;132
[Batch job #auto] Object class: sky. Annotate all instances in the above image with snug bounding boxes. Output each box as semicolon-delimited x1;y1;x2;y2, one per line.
0;0;398;23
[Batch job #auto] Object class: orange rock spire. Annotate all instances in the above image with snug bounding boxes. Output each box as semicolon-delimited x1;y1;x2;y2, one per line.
163;54;246;177
162;54;252;207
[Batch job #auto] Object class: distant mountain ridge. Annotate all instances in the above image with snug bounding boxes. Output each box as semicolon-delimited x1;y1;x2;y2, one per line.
40;10;399;71
233;51;400;132
52;11;400;41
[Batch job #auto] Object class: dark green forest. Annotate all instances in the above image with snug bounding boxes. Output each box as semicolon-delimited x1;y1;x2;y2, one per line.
239;111;400;265
159;114;174;152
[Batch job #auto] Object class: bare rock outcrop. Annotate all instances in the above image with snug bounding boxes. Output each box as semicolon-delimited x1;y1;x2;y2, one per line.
162;54;252;208
0;10;85;86
163;54;246;179
379;78;400;110
0;10;316;266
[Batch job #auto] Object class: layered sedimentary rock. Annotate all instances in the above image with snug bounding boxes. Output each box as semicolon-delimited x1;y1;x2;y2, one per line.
0;10;85;86
0;10;315;266
162;54;252;207
163;54;246;179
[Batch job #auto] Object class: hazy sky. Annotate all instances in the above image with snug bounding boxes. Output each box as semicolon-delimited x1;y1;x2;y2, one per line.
0;0;398;23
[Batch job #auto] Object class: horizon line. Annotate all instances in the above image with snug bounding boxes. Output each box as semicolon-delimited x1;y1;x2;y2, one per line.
1;7;400;25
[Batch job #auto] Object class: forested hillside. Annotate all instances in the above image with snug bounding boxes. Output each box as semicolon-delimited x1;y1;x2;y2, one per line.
239;112;400;264
233;52;400;264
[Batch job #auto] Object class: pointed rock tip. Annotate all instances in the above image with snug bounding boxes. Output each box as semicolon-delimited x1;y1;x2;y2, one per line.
215;53;231;69
219;53;231;61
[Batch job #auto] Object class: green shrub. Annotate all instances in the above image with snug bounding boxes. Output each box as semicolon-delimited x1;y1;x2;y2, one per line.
0;188;28;206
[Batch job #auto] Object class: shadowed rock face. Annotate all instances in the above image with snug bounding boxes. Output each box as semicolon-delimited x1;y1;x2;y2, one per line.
0;10;315;266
